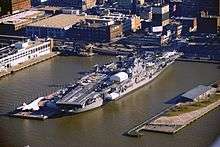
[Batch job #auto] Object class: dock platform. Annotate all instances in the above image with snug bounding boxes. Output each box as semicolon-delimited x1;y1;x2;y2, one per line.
177;58;220;64
0;52;59;79
9;111;49;120
8;107;61;120
8;92;62;120
126;93;220;137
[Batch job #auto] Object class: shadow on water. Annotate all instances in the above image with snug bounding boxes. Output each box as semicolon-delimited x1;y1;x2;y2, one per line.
164;93;185;105
6;102;109;121
47;84;72;88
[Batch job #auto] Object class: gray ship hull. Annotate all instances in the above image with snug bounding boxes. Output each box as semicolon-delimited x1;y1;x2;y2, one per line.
113;60;175;100
69;98;103;113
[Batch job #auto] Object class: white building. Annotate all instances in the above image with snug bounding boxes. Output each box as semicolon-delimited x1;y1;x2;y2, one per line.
0;38;53;71
181;85;217;102
101;13;141;33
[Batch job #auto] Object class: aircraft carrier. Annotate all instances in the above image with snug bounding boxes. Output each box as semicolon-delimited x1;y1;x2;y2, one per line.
13;51;182;116
56;51;182;113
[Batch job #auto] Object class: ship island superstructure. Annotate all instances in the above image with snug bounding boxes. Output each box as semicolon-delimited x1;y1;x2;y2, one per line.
12;50;182;117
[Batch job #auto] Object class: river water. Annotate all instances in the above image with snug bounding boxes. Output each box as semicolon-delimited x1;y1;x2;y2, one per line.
0;56;219;147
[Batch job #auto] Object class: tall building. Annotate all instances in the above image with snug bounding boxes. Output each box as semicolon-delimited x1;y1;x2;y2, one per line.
181;0;220;17
152;4;169;27
68;19;123;42
26;14;88;39
197;11;220;34
31;0;48;6
0;0;31;16
0;0;9;16
117;0;144;10
47;0;96;10
169;0;182;17
96;0;107;5
101;13;141;33
0;10;45;35
135;0;144;5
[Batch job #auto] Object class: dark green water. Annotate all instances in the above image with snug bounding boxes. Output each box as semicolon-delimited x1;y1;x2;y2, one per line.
0;56;219;147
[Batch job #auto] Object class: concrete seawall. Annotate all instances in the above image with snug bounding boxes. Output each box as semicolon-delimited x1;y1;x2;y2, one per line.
177;58;220;64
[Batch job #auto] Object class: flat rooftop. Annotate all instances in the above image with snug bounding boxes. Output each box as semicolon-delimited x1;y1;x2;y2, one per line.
181;85;214;100
0;39;51;60
175;17;196;20
36;6;62;11
28;14;87;29
0;10;44;24
75;22;107;28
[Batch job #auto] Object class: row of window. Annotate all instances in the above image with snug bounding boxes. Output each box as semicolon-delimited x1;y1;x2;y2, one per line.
0;44;50;64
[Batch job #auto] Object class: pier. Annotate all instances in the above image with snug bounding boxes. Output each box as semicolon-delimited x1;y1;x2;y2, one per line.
177;58;220;64
126;83;220;137
9;111;49;120
8;92;62;120
0;52;59;79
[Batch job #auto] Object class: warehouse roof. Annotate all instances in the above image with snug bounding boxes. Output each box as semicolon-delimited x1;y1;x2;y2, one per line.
27;14;87;29
181;85;214;100
0;10;44;24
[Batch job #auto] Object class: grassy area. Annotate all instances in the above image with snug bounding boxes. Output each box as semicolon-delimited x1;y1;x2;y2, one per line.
164;94;220;117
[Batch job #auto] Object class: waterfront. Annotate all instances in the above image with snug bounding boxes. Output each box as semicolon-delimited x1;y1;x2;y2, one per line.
0;55;219;147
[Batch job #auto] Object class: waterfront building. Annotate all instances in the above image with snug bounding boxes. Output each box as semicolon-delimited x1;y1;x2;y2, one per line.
0;38;53;71
0;10;46;35
169;0;182;17
181;0;220;17
46;0;97;10
152;4;170;27
197;12;220;34
175;17;197;35
100;13;141;33
116;0;144;9
96;0;107;5
137;5;152;20
61;8;80;15
164;21;182;38
107;0;145;14
116;0;134;9
68;18;123;42
118;33;171;46
34;6;63;15
31;0;48;6
0;0;9;16
180;85;216;102
26;14;88;39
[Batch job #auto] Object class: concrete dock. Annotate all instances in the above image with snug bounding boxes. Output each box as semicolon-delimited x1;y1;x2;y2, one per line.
0;52;59;79
9;111;49;120
126;92;220;137
8;106;62;120
8;92;62;120
177;58;220;64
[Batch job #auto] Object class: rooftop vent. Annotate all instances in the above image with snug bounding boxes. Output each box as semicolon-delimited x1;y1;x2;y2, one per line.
15;40;29;49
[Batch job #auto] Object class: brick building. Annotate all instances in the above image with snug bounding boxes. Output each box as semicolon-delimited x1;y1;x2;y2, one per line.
68;19;123;42
0;0;31;16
